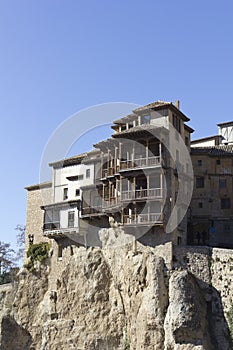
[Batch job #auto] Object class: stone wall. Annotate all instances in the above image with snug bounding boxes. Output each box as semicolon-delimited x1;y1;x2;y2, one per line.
25;183;52;260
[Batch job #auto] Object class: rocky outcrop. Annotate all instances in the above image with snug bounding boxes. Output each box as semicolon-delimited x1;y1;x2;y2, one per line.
0;244;232;349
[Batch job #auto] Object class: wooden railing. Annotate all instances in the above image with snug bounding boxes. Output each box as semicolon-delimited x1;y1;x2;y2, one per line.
43;222;60;230
120;156;160;170
121;188;164;201
82;206;102;216
123;213;163;225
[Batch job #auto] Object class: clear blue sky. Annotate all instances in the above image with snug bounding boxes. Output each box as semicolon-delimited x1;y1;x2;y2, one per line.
0;0;233;248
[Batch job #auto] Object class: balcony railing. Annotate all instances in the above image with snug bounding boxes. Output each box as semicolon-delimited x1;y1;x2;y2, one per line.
120;156;160;170
121;188;164;201
102;166;120;178
123;213;163;225
43;222;60;230
102;197;120;209
82;206;102;216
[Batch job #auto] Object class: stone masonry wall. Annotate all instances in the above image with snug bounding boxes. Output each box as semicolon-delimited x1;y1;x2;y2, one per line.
25;184;52;260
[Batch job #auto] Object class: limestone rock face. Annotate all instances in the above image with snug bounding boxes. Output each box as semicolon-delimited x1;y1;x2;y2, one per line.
0;244;232;349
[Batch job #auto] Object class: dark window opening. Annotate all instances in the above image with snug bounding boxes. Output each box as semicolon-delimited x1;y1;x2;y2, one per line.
63;188;68;200
197;159;202;167
86;169;90;179
221;198;231;209
172;114;181;133
58;244;63;259
219;179;227;188
196;176;204;188
68;211;75;228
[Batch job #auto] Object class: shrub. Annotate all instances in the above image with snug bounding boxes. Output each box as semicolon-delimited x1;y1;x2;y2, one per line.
25;242;50;272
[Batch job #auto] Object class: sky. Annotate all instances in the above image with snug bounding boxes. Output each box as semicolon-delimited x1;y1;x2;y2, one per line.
0;0;233;249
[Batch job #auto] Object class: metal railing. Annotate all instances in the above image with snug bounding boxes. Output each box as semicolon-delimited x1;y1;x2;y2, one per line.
123;213;163;225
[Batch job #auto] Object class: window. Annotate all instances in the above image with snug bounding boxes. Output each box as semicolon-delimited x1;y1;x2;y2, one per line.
196;176;204;188
68;211;75;228
197;160;202;167
185;137;189;146
216;159;221;165
75;189;80;196
219;179;227;189
63;188;68;200
141;115;151;124
221;198;231;209
58;244;63;259
224;223;231;233
198;202;203;208
86;169;90;179
172;114;181;133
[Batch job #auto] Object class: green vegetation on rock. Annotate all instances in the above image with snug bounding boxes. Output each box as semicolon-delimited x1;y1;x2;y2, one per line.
25;242;50;272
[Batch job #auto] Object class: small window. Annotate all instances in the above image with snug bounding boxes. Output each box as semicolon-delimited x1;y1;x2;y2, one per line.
221;198;231;209
196;176;204;188
68;211;75;228
172;114;181;133
219;179;227;188
67;174;84;181
224;223;231;233
58;244;63;259
177;236;182;245
86;169;90;179
75;189;80;196
197;160;202;167
216;159;221;165
63;188;68;200
198;202;203;208
185;137;189;146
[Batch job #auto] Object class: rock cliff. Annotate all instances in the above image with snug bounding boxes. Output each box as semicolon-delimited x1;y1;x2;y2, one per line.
0;242;232;349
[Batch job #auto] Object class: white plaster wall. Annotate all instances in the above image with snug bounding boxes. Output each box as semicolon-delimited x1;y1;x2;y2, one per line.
150;115;169;129
191;140;216;147
60;207;79;229
53;164;95;202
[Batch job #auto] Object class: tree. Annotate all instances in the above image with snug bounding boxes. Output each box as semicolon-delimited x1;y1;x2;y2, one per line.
15;224;25;262
0;241;15;284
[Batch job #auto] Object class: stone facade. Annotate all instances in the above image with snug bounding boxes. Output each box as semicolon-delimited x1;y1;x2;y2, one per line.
25;182;53;259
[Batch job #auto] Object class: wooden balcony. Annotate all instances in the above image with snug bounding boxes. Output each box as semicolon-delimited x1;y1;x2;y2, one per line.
101;166;120;178
123;213;163;225
121;188;164;201
43;222;79;238
82;206;102;216
120;156;161;171
43;222;60;230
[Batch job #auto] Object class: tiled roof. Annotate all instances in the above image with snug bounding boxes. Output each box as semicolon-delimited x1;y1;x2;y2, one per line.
191;145;233;156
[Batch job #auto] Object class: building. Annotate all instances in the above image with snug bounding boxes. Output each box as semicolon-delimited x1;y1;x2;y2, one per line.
24;100;233;262
25;100;194;260
189;122;233;248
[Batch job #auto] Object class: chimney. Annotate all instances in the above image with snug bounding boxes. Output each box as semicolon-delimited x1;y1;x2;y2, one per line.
174;100;180;110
